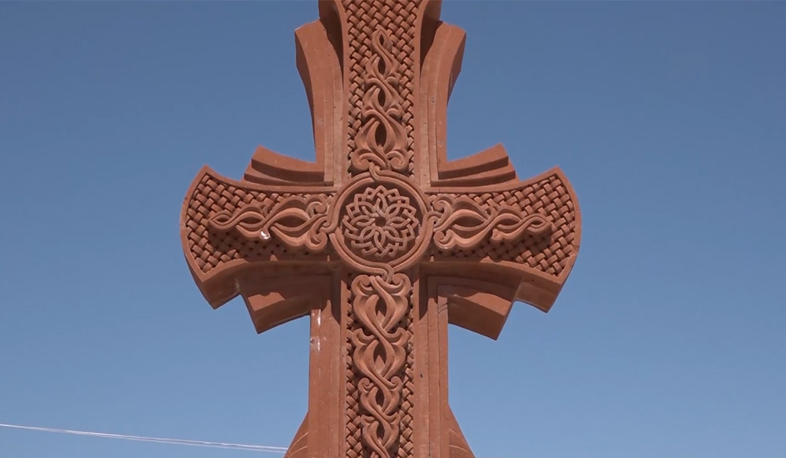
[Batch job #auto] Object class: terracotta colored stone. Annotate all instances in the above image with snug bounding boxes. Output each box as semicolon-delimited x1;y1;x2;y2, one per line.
179;2;582;458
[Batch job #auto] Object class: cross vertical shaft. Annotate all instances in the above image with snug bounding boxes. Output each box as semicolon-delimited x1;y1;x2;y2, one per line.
326;3;440;458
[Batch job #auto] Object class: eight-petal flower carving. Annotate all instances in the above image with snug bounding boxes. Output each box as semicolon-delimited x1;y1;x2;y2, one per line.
342;185;420;260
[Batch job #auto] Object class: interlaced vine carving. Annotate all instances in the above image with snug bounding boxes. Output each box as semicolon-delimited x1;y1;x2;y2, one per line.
427;174;579;276
350;273;411;458
209;195;332;252
344;0;419;178
429;194;554;251
350;30;410;174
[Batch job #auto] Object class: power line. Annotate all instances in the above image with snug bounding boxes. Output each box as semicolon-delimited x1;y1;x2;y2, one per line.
0;422;505;458
0;422;288;453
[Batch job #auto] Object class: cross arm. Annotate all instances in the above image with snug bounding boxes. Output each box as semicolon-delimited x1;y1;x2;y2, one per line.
424;166;581;337
414;13;581;339
180;166;337;331
178;15;348;331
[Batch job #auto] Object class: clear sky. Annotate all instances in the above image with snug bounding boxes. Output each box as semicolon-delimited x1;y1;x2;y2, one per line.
1;2;784;458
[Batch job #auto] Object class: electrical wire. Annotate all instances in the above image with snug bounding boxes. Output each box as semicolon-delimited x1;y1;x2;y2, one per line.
0;422;288;453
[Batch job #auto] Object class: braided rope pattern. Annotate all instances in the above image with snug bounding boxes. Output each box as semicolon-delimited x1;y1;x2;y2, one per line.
183;175;333;274
343;0;420;178
430;173;578;276
397;290;414;458
345;273;365;458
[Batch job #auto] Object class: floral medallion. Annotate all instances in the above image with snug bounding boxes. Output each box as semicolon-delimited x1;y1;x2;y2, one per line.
343;185;419;260
328;171;431;274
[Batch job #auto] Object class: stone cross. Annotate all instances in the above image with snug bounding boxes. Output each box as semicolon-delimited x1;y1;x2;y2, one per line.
179;2;582;458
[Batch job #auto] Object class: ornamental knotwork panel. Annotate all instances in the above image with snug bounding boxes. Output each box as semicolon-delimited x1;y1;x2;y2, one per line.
350;273;411;458
209;194;332;252
349;29;411;175
343;185;419;260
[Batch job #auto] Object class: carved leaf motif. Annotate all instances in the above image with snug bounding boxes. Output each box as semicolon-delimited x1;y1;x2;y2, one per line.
430;195;554;251
350;273;411;458
209;195;331;251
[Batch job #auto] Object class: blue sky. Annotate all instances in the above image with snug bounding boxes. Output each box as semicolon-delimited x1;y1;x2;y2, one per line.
1;2;785;458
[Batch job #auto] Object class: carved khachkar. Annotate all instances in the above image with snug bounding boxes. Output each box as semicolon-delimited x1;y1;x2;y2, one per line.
180;2;582;458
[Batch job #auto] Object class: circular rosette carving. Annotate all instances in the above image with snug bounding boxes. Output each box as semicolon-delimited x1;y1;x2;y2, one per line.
343;186;419;259
328;171;431;274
